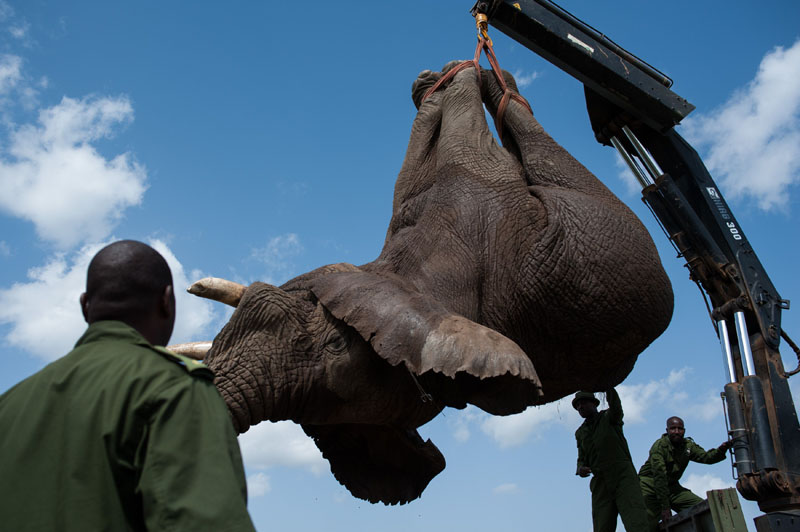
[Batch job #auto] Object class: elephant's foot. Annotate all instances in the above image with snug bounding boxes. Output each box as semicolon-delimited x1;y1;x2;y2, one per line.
411;69;442;110
412;60;482;110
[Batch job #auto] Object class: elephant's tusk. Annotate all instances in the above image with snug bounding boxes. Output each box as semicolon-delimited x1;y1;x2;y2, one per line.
187;277;246;307
167;341;212;360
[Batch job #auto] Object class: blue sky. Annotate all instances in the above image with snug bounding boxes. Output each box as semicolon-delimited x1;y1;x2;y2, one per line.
1;1;799;530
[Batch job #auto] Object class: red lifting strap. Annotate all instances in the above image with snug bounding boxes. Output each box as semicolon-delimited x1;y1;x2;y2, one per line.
421;37;533;144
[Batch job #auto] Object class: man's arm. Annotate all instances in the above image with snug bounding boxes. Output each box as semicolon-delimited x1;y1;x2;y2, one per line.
137;378;256;532
606;387;623;425
575;430;591;477
687;438;730;465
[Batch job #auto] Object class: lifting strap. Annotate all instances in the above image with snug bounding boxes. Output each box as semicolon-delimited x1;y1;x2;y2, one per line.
421;13;533;144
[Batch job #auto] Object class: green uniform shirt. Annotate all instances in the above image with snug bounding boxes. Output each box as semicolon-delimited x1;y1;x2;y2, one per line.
638;433;727;510
0;320;255;531
575;388;635;481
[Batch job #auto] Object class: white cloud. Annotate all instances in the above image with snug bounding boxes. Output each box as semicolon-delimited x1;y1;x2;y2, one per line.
457;370;689;449
0;54;21;94
452;419;472;443
0;1;12;21
0;240;9;257
448;405;482;443
9;22;28;41
692;391;726;423
0;95;147;249
617;368;690;424
492;483;518;494
481;397;578;448
791;376;800;408
682;473;732;498
276;179;309;197
0;3;33;50
614;151;646;195
681;39;800;210
0;36;214;361
0;51;43;113
0;239;217;360
512;69;540;89
250;233;303;285
246;472;272;498
238;420;326;474
449;368;723;449
0;243;100;359
448;368;708;448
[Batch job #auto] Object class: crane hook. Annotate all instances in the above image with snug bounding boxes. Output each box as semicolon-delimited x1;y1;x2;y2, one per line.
475;12;492;46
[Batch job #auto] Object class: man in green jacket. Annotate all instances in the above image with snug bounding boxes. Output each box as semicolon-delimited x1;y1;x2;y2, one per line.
574;388;649;532
638;416;731;531
0;240;255;531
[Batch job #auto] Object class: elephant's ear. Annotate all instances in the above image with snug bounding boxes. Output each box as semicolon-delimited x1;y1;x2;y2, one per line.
308;269;542;414
302;423;445;505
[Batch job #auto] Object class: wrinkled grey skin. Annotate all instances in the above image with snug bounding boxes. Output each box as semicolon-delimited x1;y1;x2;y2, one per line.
204;62;674;505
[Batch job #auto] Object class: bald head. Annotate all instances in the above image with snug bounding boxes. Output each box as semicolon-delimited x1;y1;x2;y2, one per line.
81;240;175;346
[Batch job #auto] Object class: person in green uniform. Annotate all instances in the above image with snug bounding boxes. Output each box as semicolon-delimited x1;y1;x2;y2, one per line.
0;240;255;531
638;416;731;531
574;388;649;532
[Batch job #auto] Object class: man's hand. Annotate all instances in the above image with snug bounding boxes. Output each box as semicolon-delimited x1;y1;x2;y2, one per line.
578;466;592;478
719;440;732;451
661;509;672;522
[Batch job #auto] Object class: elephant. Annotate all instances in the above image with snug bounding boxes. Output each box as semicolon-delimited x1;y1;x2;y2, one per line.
178;61;674;505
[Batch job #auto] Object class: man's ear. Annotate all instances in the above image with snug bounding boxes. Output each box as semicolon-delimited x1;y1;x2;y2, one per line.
79;293;89;323
161;285;175;319
155;285;177;347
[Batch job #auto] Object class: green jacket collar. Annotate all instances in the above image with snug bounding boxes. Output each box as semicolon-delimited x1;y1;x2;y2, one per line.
661;432;689;451
74;320;214;379
75;320;153;349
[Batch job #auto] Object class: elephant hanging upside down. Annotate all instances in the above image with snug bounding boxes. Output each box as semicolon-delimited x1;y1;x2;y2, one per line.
176;62;674;505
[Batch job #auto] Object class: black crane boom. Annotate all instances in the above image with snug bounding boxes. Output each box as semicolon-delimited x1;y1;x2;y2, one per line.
473;0;800;526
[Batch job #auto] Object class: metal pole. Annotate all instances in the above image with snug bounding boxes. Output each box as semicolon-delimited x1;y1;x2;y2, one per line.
622;125;663;179
717;319;737;383
735;311;756;376
610;136;653;188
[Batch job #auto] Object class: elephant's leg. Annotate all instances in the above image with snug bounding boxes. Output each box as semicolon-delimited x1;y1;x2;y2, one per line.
480;68;613;199
388;62;526;247
401;61;480;181
387;71;447;237
436;64;520;178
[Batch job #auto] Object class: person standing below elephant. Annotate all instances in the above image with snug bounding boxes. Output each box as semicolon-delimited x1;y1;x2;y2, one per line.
574;388;649;532
638;416;731;530
0;240;255;531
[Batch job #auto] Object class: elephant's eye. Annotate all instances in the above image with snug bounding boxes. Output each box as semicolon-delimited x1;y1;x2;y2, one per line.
324;332;349;354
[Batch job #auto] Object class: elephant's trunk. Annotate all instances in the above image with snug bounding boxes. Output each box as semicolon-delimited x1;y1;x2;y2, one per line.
167;339;285;432
207;345;303;433
202;282;324;432
210;367;264;434
210;351;324;433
